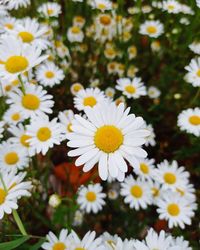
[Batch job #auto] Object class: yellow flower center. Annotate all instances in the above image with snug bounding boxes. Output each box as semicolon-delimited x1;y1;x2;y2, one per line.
4;152;19;165
5;85;12;92
53;242;66;250
94;125;123;153
5;23;14;29
5;56;29;74
20;134;31;147
11;79;20;86
130;185;143;198
125;85;136;94
147;26;157;34
75;248;85;250
189;115;200;126
0;188;7;205
167;203;180;216
168;5;175;11
37;127;51;142
11;113;21;121
83;96;97;107
86;191;96;202
47;8;54;15
67;123;73;132
164;172;176;184
97;3;106;10
22;94;40;110
72;84;83;93
140;163;149;174
196;69;200;77
18;31;34;43
71;26;81;34
45;71;55;79
152;187;159;197
100;15;111;25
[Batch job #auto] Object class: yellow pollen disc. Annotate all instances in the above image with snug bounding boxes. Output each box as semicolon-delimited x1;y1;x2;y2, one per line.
18;31;34;43
130;185;143;198
98;3;106;10
164;172;176;184
75;16;84;23
0;188;7;205
189;115;200;126
20;134;31;147
67;123;73;132
73;84;83;93
71;26;81;34
168;5;175;10
100;15;111;25
0;59;4;64
147;26;157;34
167;203;180;216
140;163;149;174
125;85;136;94
5;85;12;92
152;187;159;197
5;56;29;74
52;242;66;250
11;79;20;86
11;113;20;121
94;125;123;153
83;96;97;107
75;248;85;250
196;69;200;77
47;8;54;15
5;152;19;165
37;127;51;142
5;23;14;29
22;94;40;110
45;71;55;79
86;191;96;202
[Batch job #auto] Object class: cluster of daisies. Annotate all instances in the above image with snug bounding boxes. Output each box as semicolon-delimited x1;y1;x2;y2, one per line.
41;227;193;250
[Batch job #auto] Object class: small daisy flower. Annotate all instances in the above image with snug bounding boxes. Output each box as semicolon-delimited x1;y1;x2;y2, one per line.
105;87;115;99
157;192;196;229
162;0;181;13
120;175;152;210
0;121;4;139
36;62;64;87
100;232;119;249
147;86;161;99
127;45;137;60
5;0;31;10
73;16;86;28
38;2;61;18
185;57;200;87
139;20;164;38
90;0;112;12
7;83;54;119
67;26;84;43
0;16;19;32
134;158;156;181
127;65;139;78
0;169;32;220
70;82;84;95
144;123;156;146
26;114;64;156
77;183;106;214
108;189;118;200
3;107;25;125
149;180;163;205
151;40;161;52
48;194;61;208
42;229;70;250
73;88;107;111
67;103;150;181
73;210;84;226
178;108;200;137
0;141;29;171
58;109;75;136
116;77;147;99
0;35;47;81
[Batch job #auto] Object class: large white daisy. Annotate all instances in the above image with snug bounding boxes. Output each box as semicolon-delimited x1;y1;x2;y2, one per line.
139;20;164;38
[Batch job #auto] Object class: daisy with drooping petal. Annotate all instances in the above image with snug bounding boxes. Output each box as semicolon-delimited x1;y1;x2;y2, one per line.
178;108;200;137
185;58;200;87
58;109;75;136
154;160;190;191
67;103;150;181
3;107;25;125
120;175;152;210
0;121;4;139
0;169;32;220
73;88;107;111
38;2;61;18
26;114;64;156
157;192;196;229
139;20;164;38
67;26;84;43
36;62;64;87
0;35;47;81
4;0;31;10
134;158;156;181
116;77;147;99
7;83;54;119
42;229;70;250
77;183;106;213
0;141;29;171
90;0;112;12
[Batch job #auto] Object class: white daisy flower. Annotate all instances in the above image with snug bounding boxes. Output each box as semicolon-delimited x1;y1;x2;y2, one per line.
171;236;192;250
0;5;8;17
77;183;106;213
139;20;164;38
127;45;137;60
116;77;147;99
73;88;107;111
58;109;74;136
67;103;150;181
3;107;25;125
147;86;161;99
26;114;64;156
70;82;84;95
69;230;103;249
154;160;190;191
162;0;181;13
7;83;54;119
178;107;200;137
175;183;196;204
143;123;156;146
0;35;47;81
72;210;84;226
100;232;119;249
38;2;61;18
73;16;86;28
0;16;19;32
0;141;29;171
42;229;70;250
90;0;112;12
105;87;115;99
185;57;200;87
157;192;196;229
36;62;64;87
67;26;84;43
4;0;31;10
134;158;156;181
0;121;4;139
189;41;200;55
149;180;164;205
120;175;152;210
0;169;32;220
151;40;161;52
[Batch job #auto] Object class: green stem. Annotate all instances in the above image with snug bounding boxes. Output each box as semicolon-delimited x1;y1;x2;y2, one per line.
190;87;200;106
0;173;7;192
18;75;25;95
12;210;27;236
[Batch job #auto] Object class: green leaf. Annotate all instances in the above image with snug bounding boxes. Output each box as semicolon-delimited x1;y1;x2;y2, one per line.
0;236;30;250
29;239;46;250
